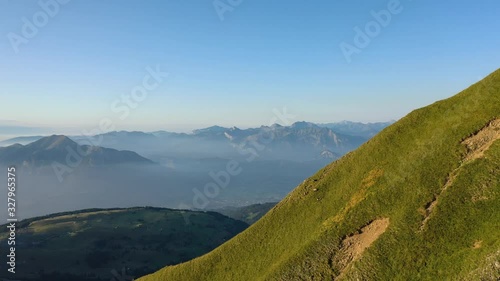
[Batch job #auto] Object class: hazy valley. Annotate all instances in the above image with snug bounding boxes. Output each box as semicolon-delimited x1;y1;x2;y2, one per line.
0;121;388;220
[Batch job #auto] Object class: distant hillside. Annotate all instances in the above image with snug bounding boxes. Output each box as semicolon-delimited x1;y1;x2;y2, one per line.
215;202;278;224
0;135;153;167
0;135;329;220
0;135;44;146
0;136;189;220
0;207;247;281
140;69;500;281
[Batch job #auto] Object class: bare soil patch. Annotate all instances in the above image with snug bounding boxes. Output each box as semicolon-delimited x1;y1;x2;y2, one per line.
334;218;390;279
462;118;500;162
420;118;500;230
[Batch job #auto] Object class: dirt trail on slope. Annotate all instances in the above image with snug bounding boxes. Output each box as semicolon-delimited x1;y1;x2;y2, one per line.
335;218;390;279
420;118;500;230
462;118;500;162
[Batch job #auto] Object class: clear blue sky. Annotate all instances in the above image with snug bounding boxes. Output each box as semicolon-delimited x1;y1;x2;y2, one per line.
0;0;499;138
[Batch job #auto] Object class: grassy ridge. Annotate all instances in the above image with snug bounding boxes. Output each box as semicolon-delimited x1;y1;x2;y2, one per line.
139;69;500;280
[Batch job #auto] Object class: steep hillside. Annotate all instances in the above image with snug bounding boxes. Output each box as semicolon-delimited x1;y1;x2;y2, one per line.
140;69;500;281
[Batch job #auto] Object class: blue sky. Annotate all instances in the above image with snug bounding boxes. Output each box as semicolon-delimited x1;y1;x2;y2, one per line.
0;0;499;138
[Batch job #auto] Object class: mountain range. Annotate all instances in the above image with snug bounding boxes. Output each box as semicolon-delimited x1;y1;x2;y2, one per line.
0;121;390;219
0;121;390;162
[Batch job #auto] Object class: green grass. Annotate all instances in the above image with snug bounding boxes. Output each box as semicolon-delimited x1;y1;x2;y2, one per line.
0;207;247;281
139;68;500;281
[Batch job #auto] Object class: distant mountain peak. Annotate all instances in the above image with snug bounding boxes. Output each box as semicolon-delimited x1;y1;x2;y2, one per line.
105;131;153;137
28;135;77;150
193;125;228;135
269;123;283;129
0;134;154;168
291;121;318;129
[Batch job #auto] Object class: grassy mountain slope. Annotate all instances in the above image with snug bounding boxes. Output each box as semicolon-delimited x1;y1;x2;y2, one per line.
140;69;500;281
0;207;247;281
